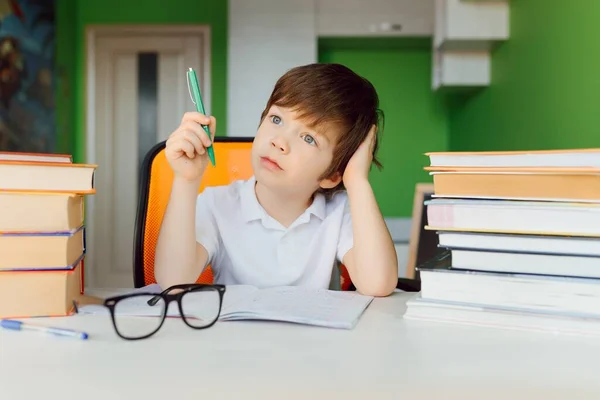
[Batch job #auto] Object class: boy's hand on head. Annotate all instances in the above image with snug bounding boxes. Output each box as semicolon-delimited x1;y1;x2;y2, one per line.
165;112;216;182
343;125;377;189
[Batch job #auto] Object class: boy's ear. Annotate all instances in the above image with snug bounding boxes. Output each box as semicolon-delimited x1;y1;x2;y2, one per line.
319;172;342;189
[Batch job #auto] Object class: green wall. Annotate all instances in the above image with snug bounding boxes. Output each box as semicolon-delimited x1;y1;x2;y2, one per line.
55;0;77;156
55;2;450;217
54;1;600;215
55;0;227;163
450;0;600;151
319;39;448;217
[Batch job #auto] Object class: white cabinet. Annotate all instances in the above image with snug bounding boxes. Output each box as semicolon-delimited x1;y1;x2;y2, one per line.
316;0;434;37
227;0;317;137
434;0;508;50
432;0;509;89
432;50;490;90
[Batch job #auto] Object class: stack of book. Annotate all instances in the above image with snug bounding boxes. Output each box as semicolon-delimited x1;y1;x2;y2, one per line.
403;148;600;336
0;151;96;318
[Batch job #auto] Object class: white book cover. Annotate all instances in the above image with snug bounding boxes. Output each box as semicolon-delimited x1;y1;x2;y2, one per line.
404;295;600;337
425;198;600;237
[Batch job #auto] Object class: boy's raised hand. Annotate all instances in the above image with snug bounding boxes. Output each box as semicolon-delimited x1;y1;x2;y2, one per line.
165;112;216;182
343;125;377;189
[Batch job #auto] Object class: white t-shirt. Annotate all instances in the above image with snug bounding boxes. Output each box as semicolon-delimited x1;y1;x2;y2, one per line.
195;176;354;289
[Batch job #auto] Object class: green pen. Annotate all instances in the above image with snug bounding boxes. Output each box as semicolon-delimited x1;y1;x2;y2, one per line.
186;67;215;166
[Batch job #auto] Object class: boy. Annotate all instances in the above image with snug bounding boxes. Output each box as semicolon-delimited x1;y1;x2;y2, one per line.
154;63;398;297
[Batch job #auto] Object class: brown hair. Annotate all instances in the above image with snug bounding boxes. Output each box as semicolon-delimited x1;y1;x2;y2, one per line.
259;63;384;195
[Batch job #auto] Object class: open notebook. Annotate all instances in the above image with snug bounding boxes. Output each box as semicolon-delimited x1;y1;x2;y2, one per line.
78;284;374;329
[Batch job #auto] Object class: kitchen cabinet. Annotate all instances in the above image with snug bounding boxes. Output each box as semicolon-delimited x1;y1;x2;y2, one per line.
432;50;490;90
434;0;508;50
432;0;508;89
316;0;434;37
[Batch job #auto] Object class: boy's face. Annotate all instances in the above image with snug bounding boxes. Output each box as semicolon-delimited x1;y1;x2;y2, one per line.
251;105;341;195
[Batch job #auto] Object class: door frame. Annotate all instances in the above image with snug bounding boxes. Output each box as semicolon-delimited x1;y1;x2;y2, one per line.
84;24;211;288
85;25;212;164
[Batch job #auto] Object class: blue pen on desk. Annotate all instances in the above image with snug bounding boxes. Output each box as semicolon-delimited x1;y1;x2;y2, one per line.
0;319;89;340
187;67;216;167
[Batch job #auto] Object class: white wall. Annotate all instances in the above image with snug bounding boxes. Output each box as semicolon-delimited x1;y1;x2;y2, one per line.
227;0;317;138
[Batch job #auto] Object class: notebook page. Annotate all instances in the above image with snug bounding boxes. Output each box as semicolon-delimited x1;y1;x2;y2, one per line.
221;285;259;310
77;284;171;317
223;286;374;328
77;285;374;329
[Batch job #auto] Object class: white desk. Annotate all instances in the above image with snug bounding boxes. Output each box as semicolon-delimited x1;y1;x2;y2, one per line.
1;290;600;400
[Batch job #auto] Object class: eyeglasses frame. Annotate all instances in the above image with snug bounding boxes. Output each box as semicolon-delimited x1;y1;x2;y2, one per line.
103;283;226;340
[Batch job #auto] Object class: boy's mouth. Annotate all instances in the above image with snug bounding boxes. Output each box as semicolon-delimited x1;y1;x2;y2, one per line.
260;156;283;171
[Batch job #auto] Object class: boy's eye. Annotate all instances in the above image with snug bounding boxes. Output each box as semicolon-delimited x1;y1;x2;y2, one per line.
302;134;317;146
270;115;282;125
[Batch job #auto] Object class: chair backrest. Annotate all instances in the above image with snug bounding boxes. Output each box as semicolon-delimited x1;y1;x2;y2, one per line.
133;137;254;287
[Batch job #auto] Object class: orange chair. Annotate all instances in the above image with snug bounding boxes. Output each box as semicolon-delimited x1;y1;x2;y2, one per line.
133;137;254;287
132;136;356;290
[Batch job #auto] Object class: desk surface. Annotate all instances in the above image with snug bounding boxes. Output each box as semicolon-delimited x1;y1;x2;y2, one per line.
1;290;600;400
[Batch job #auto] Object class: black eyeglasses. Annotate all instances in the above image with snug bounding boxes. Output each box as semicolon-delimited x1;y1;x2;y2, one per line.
103;284;226;340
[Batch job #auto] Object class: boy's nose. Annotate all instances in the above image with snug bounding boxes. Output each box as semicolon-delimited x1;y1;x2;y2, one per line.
270;136;289;153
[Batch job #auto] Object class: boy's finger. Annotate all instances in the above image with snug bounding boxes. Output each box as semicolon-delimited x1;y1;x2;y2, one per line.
194;126;211;148
209;116;217;142
369;131;376;152
182;121;212;147
182;111;210;126
179;139;195;159
182;130;204;154
370;124;377;137
197;117;216;147
202;128;212;148
367;125;377;146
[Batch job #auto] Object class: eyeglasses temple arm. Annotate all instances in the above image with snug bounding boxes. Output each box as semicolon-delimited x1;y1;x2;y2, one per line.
147;287;172;306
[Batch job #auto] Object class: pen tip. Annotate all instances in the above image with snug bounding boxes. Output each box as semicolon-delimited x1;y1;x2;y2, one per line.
188;67;193;72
